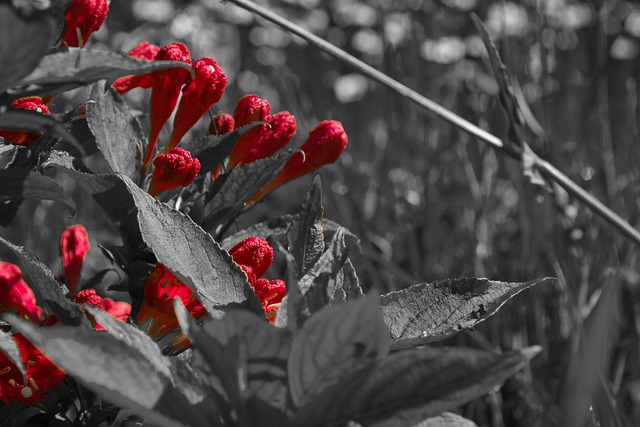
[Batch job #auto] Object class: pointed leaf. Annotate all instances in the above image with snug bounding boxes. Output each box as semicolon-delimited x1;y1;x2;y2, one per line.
86;82;143;182
188;309;292;415
0;236;88;326
381;277;551;348
350;346;540;426
328;258;363;304
288;296;390;408
205;154;290;234
9;315;214;427
45;164;262;315
221;215;294;250
0;110;80;146
0;169;75;213
11;50;193;96
287;176;324;279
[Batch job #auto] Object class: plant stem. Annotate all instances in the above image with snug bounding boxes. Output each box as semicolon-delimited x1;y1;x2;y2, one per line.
224;0;640;248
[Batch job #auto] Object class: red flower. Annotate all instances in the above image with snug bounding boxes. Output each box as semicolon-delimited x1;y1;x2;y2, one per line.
148;148;201;197
0;97;51;146
144;42;193;170
0;333;66;405
229;236;274;282
60;225;89;295
249;120;348;204
166;57;227;152
0;263;42;322
112;41;161;94
241;111;296;165
137;265;205;340
227;95;271;169
74;289;131;330
46;226;132;329
62;0;109;48
253;278;286;324
209;113;234;136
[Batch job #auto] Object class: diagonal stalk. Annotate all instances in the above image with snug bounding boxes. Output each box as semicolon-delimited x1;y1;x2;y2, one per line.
224;0;640;248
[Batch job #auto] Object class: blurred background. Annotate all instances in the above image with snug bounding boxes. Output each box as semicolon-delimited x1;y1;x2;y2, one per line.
5;0;640;425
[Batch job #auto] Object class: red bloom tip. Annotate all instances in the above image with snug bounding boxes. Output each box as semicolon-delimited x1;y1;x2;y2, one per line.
241;111;297;165
148;148;200;197
250;120;348;204
113;41;161;94
166;57;228;151
233;95;271;128
0;263;42;322
228;95;272;169
0;333;66;405
209;113;234;136
229;237;274;281
137;264;205;340
144;42;193;169
62;0;109;47
60;225;89;295
74;289;131;330
253;278;286;323
0;97;51;146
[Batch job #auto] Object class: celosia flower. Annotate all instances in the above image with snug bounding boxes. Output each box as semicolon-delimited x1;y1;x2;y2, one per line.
60;225;89;295
137;264;205;340
253;278;286;324
113;41;160;94
62;0;109;48
148;148;201;197
46;226;131;329
240;111;296;165
166;57;227;152
227;95;271;170
0;333;66;405
144;42;193;170
249;120;348;205
74;289;131;330
229;236;274;282
0;97;51;146
0;263;42;322
209;113;234;136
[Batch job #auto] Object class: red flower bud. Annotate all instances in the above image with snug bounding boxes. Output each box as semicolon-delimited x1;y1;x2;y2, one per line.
166;57;227;152
60;225;89;295
137;264;205;340
227;95;271;169
148;148;200;197
0;333;66;405
229;237;274;282
253;278;286;323
209;113;234;136
0;97;51;146
113;41;160;94
250;120;347;204
241;111;296;165
62;0;109;48
144;42;193;170
0;263;41;322
74;289;131;330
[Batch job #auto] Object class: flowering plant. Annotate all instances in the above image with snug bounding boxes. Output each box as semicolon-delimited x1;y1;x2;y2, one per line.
0;1;548;426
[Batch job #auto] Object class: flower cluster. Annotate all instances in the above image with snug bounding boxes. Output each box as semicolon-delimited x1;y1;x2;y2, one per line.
0;225;131;404
138;236;285;346
112;41;227;173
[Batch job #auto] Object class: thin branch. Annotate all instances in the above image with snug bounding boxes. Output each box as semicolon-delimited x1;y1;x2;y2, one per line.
224;0;640;248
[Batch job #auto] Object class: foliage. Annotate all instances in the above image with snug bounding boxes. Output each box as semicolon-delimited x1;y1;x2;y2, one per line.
2;0;618;426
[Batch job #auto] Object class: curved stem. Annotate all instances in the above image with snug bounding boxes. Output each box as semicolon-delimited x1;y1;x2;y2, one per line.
224;0;640;248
